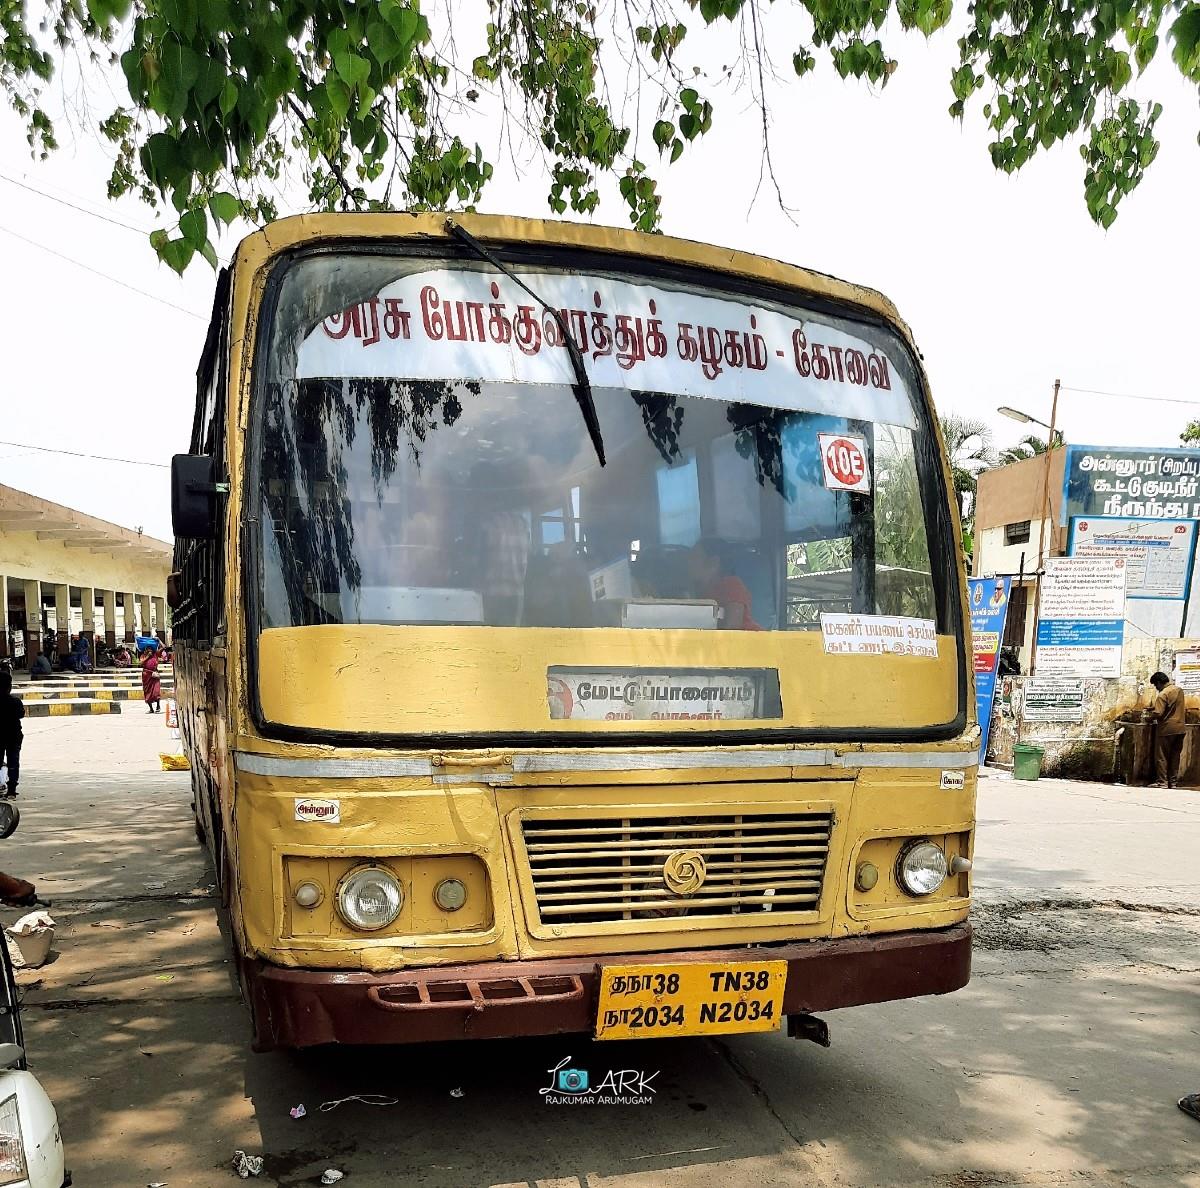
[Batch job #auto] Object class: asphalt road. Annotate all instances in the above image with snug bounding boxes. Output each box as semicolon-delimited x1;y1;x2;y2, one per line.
7;713;1200;1187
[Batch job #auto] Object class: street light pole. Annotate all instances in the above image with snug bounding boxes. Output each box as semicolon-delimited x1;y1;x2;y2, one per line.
1028;378;1061;672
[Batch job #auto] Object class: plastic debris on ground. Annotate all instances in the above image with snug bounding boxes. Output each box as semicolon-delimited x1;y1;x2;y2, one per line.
449;1087;464;1098
160;753;191;771
319;1094;398;1112
320;1171;344;1185
289;1103;306;1119
5;910;55;968
231;1150;264;1178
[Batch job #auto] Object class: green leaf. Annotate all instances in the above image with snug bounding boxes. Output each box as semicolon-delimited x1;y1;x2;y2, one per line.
179;206;207;248
1171;7;1200;79
219;78;238;116
200;239;219;269
680;87;698;111
389;5;421;48
208;192;239;225
160;237;195;275
325;76;352;121
652;119;674;150
148;228;169;252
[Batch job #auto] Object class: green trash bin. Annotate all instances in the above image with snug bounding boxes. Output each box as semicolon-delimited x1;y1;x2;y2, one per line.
1013;743;1044;781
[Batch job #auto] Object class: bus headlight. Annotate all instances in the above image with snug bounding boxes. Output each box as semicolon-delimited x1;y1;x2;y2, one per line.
335;865;404;931
897;841;948;897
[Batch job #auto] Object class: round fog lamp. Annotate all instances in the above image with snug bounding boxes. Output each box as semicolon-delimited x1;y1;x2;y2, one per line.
434;878;468;912
293;881;323;908
897;841;949;897
855;862;879;892
336;865;403;931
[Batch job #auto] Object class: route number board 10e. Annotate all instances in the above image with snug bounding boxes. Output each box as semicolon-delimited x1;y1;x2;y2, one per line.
818;433;871;494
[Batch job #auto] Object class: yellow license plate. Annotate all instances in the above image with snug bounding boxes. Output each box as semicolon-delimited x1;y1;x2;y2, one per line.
595;960;787;1040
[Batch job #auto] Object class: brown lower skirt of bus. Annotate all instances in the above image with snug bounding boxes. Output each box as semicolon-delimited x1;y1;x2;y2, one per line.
243;923;971;1050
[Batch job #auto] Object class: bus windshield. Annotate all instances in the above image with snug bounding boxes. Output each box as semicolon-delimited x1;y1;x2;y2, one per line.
254;253;948;642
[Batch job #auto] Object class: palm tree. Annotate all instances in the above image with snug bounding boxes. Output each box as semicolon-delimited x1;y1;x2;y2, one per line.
939;413;997;524
999;431;1063;464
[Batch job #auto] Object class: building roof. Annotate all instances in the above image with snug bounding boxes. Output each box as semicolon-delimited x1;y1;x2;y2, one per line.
0;483;171;561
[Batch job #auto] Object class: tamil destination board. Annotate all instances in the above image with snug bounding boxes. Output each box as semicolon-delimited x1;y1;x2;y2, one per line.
1062;445;1200;522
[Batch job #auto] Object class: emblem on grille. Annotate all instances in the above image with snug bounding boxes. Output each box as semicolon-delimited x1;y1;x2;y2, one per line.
662;850;707;896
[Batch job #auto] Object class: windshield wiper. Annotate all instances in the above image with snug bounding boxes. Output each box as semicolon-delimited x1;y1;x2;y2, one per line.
445;218;606;467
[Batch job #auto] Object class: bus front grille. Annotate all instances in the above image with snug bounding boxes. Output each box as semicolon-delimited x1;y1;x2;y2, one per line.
519;810;833;926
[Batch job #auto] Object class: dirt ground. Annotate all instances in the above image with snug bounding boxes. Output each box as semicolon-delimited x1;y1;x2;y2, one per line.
7;712;1200;1187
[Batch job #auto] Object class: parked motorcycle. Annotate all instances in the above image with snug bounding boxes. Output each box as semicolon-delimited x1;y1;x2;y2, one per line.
0;802;68;1186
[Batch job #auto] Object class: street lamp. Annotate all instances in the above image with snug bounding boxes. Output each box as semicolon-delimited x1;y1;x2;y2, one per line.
998;405;1051;431
996;380;1062;673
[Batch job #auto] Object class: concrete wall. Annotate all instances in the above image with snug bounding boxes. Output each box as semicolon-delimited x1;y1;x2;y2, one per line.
988;675;1143;779
974;448;1067;532
987;636;1200;782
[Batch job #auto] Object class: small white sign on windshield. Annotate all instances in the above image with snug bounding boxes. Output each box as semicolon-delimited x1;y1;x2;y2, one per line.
296;267;917;428
819;613;939;659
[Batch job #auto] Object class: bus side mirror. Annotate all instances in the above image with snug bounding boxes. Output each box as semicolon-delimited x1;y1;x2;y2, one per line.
166;572;183;611
172;455;223;540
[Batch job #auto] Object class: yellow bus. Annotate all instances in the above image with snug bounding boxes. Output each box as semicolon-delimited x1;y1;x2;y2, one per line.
169;213;975;1050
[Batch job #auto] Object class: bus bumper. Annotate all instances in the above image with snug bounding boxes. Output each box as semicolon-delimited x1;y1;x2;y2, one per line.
245;923;971;1049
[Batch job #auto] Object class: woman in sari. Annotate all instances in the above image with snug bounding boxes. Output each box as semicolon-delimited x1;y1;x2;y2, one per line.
141;645;162;714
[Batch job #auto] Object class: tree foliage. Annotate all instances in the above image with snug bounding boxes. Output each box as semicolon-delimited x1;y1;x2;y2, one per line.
1181;420;1200;444
998;430;1062;463
2;0;1196;273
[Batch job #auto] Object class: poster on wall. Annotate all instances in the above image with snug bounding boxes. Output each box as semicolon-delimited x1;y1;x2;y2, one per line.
1061;445;1200;523
1035;556;1127;678
1068;517;1196;600
1173;650;1200;694
969;576;1011;763
1022;680;1085;722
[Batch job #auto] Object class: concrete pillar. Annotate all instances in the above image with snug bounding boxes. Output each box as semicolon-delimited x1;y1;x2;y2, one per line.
22;579;41;663
53;583;69;658
122;593;136;642
102;590;116;647
78;586;96;643
152;596;167;642
0;575;7;660
138;594;152;639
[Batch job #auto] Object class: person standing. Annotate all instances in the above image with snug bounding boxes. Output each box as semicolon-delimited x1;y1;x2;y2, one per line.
0;671;24;798
141;645;163;714
1148;671;1187;789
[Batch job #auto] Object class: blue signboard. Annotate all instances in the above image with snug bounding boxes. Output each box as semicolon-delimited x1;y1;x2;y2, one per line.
969;576;1011;764
1061;444;1200;524
1035;619;1125;647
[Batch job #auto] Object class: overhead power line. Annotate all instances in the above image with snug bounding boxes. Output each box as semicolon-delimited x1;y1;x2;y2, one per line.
0;439;169;469
0;171;232;264
0;171;152;235
1061;385;1200;408
0;223;207;320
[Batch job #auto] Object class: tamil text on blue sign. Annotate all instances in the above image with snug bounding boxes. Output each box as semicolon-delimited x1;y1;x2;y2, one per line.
1061;445;1200;523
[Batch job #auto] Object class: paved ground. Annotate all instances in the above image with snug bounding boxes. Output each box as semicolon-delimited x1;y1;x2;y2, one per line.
6;713;1200;1187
